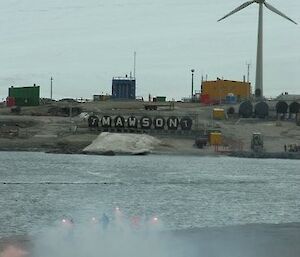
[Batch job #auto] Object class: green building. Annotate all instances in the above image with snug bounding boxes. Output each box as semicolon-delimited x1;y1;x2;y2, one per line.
154;96;166;102
8;85;40;106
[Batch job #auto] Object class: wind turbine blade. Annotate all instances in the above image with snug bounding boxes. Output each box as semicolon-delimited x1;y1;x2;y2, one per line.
264;2;297;25
218;1;255;22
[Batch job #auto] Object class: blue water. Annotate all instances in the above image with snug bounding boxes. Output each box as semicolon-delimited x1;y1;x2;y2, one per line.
0;152;300;237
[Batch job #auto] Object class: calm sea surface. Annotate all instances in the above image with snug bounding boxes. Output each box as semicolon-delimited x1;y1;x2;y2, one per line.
0;152;300;237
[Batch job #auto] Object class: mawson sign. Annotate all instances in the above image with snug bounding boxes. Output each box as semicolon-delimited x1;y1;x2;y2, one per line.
88;115;193;131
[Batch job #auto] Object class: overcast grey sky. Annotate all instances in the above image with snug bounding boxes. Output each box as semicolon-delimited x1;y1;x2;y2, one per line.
0;0;299;100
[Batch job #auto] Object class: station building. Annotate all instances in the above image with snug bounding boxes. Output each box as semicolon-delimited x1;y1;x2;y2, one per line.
112;76;136;100
8;84;40;106
201;78;251;103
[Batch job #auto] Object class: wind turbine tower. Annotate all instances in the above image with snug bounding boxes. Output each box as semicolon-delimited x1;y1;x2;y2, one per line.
218;0;297;100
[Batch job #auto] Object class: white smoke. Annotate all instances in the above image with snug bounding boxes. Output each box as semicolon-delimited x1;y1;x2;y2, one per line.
31;209;173;257
0;246;28;257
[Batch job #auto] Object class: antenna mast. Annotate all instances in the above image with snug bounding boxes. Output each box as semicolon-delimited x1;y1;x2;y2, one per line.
246;62;251;82
133;51;136;78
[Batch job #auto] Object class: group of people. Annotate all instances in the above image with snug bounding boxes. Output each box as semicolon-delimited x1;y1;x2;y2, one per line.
284;144;300;152
62;213;110;230
61;209;160;232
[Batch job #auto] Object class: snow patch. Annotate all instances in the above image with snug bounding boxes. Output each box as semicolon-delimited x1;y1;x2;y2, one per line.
83;132;161;154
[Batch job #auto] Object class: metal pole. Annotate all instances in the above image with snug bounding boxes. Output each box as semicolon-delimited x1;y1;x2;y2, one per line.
50;77;53;100
133;51;136;78
191;69;195;102
255;3;263;99
219;86;221;105
246;63;251;82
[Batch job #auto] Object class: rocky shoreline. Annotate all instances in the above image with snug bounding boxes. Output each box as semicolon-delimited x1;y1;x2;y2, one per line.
229;151;300;159
1;108;300;159
1;143;300;160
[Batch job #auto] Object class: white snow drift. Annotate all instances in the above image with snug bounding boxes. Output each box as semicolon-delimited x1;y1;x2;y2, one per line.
83;132;161;154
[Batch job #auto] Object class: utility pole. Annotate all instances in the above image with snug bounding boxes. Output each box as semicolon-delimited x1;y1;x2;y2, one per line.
246;62;251;82
191;69;195;102
50;77;53;100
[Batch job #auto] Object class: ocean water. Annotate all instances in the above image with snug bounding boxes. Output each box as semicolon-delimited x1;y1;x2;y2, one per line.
1;152;300;238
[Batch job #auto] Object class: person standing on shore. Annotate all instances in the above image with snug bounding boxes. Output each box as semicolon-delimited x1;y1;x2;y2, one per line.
101;213;109;230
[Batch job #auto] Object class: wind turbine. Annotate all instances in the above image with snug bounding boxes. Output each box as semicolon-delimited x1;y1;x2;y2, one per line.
218;0;297;100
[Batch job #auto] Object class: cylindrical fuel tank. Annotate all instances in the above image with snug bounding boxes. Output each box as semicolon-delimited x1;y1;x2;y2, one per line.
289;102;300;114
255;101;269;118
227;106;235;115
276;101;288;114
239;101;253;118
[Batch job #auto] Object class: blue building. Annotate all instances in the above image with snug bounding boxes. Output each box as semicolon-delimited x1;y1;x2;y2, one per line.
112;76;136;100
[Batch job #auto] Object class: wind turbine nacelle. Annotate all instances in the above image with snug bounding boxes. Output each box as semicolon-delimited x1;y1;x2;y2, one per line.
255;88;262;98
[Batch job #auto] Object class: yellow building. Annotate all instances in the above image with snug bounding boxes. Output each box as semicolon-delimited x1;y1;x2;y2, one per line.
201;78;251;102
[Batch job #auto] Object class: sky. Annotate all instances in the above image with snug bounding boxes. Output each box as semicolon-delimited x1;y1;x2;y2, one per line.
0;0;299;100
